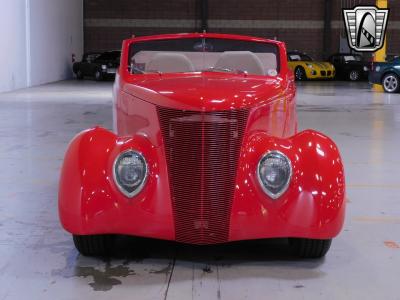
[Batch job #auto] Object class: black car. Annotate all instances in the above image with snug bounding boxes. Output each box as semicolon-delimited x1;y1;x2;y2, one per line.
73;51;121;81
369;57;400;93
328;53;370;81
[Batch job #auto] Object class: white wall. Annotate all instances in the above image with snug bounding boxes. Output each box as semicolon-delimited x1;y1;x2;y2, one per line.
0;0;83;93
29;0;83;86
0;1;28;92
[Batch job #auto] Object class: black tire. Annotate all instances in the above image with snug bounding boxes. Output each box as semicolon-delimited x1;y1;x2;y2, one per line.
94;70;103;81
75;70;84;80
289;238;332;258
294;67;307;81
348;70;360;81
382;73;400;93
73;234;114;256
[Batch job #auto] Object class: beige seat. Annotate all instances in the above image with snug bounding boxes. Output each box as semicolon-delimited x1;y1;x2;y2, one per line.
145;52;195;73
215;51;265;75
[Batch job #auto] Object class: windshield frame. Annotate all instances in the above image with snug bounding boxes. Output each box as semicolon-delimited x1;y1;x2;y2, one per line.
119;33;287;80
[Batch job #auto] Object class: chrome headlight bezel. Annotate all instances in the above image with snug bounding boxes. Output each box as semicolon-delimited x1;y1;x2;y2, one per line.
113;149;148;198
257;150;292;199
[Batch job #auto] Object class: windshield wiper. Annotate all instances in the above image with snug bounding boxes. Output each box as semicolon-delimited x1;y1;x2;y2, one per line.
206;67;236;73
206;67;248;75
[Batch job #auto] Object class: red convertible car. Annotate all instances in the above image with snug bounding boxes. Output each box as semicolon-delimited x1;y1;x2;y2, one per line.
59;33;345;258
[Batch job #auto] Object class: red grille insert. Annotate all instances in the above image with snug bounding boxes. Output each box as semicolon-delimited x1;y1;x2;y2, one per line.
158;107;248;244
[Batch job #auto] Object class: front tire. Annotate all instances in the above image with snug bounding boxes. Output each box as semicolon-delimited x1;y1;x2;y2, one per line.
348;70;360;81
295;67;307;81
94;70;103;81
382;73;400;93
73;235;114;256
289;238;332;258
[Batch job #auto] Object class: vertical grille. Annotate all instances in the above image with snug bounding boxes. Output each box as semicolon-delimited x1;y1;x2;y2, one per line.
158;107;248;244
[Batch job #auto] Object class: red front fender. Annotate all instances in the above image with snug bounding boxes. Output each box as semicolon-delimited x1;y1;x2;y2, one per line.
58;127;175;240
230;129;346;241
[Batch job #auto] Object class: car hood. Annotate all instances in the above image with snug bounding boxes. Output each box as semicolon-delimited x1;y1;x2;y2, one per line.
122;73;286;111
309;61;333;69
345;60;369;66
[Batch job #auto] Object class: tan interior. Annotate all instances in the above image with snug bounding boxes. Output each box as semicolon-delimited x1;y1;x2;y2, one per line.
133;50;277;75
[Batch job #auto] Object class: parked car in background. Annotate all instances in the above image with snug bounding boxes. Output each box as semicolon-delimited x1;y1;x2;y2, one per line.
287;51;335;81
328;53;370;81
59;33;346;259
73;50;121;81
369;57;400;93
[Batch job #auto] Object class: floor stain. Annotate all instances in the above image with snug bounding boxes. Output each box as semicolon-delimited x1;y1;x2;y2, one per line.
52;249;136;291
294;285;305;288
75;263;136;291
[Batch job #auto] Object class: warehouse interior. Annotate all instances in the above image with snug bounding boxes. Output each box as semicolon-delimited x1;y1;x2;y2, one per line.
0;1;400;299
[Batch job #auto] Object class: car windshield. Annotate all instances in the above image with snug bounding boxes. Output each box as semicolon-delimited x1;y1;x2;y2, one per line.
128;37;279;76
343;55;362;62
288;53;312;61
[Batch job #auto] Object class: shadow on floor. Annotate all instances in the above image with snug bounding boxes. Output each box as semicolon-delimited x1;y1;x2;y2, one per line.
108;236;325;266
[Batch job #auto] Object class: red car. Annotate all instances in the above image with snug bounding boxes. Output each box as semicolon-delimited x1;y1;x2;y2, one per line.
59;33;345;258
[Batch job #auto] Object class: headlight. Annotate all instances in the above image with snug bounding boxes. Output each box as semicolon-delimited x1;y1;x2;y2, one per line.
376;66;381;72
113;150;148;198
363;66;369;71
257;151;292;199
306;64;313;68
101;64;107;70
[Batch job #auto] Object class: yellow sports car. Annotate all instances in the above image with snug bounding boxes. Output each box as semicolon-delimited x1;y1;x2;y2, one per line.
287;51;335;81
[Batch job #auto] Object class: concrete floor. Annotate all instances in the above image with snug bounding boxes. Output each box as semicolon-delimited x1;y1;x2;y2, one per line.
0;80;400;299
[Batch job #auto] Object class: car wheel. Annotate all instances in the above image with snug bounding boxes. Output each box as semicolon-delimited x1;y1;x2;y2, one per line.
289;238;332;258
94;70;103;81
76;70;84;80
73;234;114;256
348;70;360;81
382;73;400;93
295;67;306;81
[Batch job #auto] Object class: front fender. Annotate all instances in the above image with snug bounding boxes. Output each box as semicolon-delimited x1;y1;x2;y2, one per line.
58;127;175;239
230;129;346;241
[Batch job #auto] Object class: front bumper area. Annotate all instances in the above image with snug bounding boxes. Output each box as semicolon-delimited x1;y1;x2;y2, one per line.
306;68;335;79
59;127;345;244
